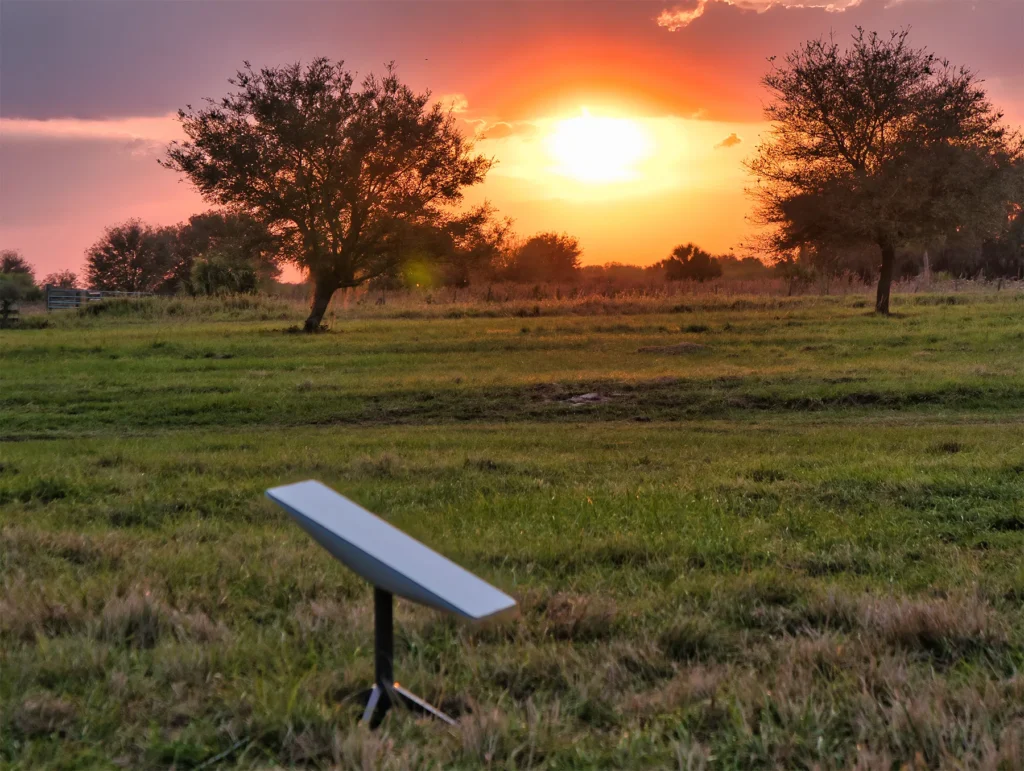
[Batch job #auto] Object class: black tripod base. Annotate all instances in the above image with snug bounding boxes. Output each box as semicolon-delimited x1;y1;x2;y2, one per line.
360;682;456;728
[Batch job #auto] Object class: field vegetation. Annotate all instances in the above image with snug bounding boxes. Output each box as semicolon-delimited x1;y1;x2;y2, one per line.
3;291;1024;768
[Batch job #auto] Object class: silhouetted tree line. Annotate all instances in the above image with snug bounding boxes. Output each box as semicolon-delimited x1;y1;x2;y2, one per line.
776;213;1024;293
12;35;1023;319
375;229;584;290
74;210;779;298
83;212;281;295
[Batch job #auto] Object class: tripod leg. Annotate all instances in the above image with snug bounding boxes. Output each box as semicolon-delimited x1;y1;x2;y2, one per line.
360;684;386;726
392;684;456;726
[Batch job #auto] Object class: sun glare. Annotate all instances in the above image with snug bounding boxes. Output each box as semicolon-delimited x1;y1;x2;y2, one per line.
546;110;653;183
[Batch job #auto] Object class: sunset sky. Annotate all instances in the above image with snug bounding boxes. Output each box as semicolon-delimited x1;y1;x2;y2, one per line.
2;0;1022;278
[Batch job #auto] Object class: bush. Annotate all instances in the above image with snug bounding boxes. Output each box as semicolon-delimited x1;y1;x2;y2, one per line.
187;253;259;296
0;251;42;302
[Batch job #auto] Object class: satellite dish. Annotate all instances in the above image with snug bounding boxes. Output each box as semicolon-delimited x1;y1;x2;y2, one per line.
266;480;517;726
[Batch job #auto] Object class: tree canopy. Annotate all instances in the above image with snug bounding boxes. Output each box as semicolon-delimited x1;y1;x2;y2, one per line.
82;213;279;294
0;250;42;304
85;221;178;293
163;59;492;330
1;250;34;279
42;270;79;289
174;212;280;295
748;28;1024;313
504;233;582;283
661;243;722;282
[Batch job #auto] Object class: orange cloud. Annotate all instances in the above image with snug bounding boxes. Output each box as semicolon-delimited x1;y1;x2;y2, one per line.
0;115;181;143
437;93;470;114
715;132;743;148
477;121;539;141
657;0;707;31
658;0;863;30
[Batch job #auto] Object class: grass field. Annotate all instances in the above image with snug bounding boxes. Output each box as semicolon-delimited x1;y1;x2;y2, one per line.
2;291;1024;769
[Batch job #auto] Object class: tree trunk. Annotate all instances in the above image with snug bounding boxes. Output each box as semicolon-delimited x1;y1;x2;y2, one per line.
304;277;337;332
875;239;896;315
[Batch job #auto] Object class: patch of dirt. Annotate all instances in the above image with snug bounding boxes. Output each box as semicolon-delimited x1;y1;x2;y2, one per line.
567;392;609;405
637;342;707;355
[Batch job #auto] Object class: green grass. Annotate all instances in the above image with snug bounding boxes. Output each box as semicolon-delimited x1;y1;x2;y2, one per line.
2;292;1024;769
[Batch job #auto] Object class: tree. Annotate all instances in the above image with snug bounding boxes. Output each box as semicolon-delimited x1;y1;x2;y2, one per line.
748;29;1024;313
42;270;79;288
717;254;772;281
174;211;281;294
979;206;1023;279
380;205;512;289
931;208;1024;280
1;250;34;280
660;243;722;282
163;59;491;331
85;220;177;292
435;207;514;288
1;250;42;302
505;232;582;282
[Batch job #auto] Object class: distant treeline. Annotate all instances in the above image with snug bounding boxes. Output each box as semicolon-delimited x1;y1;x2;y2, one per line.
1;213;281;303
3;207;1021;306
774;213;1024;294
6;33;1023;326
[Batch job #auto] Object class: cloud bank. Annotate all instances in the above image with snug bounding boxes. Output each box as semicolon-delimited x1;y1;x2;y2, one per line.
0;115;181;143
658;0;863;30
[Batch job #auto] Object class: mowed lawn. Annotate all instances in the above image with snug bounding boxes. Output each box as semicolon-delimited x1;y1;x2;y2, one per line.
2;293;1024;769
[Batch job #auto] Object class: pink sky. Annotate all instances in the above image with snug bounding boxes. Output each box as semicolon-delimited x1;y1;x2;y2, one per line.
1;0;1021;278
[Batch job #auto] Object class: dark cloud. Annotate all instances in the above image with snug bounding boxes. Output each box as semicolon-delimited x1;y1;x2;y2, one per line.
715;132;743;148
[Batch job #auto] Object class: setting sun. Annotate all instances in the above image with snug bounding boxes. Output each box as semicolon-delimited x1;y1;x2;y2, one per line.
545;110;653;183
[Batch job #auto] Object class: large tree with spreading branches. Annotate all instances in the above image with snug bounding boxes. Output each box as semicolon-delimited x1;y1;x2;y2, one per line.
747;29;1023;313
163;59;492;330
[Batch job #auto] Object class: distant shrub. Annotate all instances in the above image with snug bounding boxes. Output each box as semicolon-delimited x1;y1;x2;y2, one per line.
16;316;50;330
42;270;78;289
659;243;723;283
71;294;295;322
187;253;259;296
